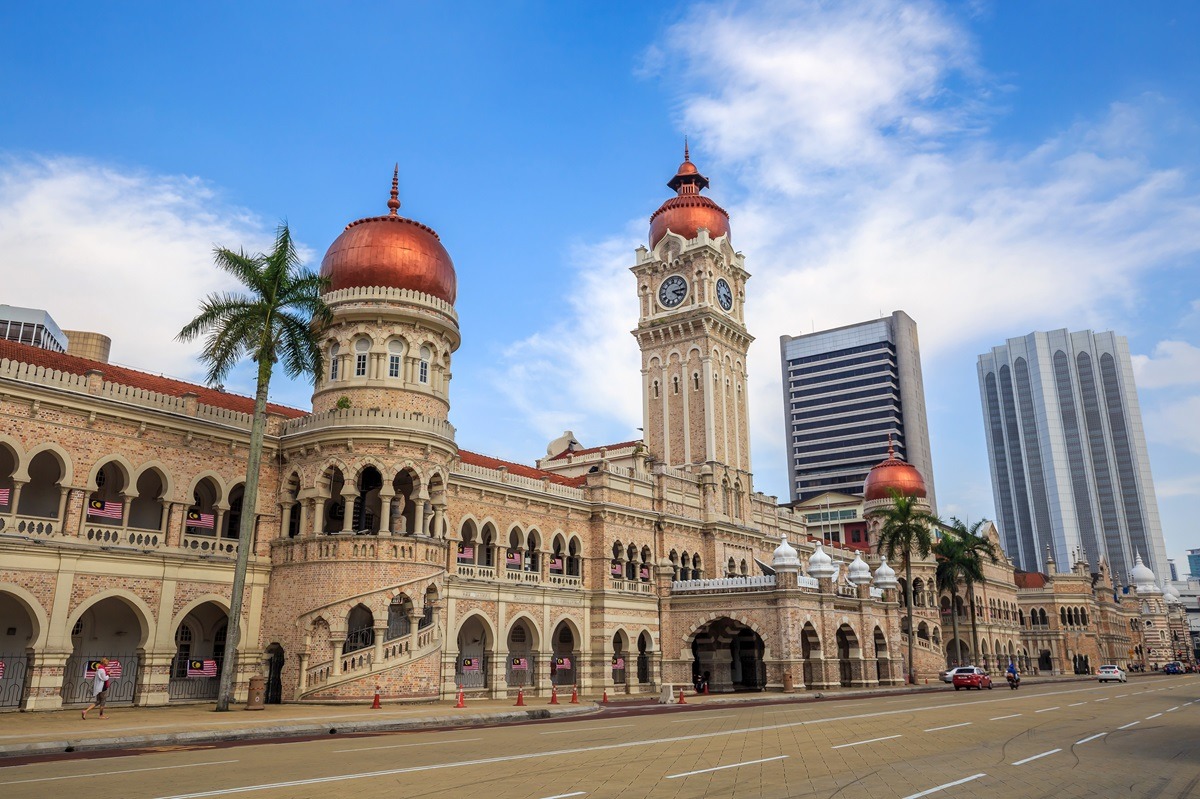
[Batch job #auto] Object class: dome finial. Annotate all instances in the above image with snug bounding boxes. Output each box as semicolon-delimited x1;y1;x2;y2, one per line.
684;136;690;163
387;164;401;215
887;432;895;458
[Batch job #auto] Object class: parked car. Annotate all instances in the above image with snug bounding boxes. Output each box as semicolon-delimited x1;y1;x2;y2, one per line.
940;666;977;684
1097;664;1127;683
952;667;993;690
1163;661;1184;675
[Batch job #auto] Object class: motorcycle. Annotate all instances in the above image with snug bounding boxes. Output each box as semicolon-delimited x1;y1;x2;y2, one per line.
1006;672;1020;690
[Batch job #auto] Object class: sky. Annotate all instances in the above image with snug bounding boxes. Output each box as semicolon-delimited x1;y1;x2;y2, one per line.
2;1;1197;575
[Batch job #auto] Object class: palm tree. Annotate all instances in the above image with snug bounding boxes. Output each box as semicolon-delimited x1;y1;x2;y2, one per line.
178;223;331;711
944;517;998;668
870;488;940;684
934;530;967;667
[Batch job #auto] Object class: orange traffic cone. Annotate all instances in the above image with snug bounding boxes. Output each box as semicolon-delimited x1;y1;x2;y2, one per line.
703;683;709;695
515;688;526;706
601;688;609;704
371;686;382;710
550;686;559;705
454;685;466;709
677;687;687;704
570;686;579;704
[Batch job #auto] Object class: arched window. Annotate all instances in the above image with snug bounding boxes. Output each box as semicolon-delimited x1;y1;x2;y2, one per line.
672;375;680;394
652;380;660;398
388;340;405;378
329;343;340;380
693;372;700;390
174;625;193;678
354;338;370;377
419;346;431;384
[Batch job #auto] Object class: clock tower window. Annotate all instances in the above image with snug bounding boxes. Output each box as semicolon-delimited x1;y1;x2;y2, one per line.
652;380;660;399
387;339;405;379
672;376;680;394
329;343;340;381
419;346;431;384
693;373;700;390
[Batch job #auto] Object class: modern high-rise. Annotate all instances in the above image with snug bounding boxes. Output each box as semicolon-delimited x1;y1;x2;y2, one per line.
780;311;935;509
1188;549;1200;579
977;329;1168;581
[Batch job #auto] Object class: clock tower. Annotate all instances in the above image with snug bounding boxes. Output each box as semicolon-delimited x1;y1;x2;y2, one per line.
631;147;754;486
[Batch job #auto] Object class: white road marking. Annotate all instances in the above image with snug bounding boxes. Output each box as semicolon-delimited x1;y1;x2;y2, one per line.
1012;748;1061;766
539;793;586;799
1146;713;1162;719
1069;702;1087;707
1035;707;1060;713
990;713;1022;720
1166;707;1179;712
1117;721;1140;730
924;722;972;732
335;737;481;753
539;725;633;735
143;685;1110;799
666;755;787;779
0;760;239;787
832;734;902;749
1075;733;1106;744
901;773;987;799
670;714;733;723
1116;694;1128;698
1095;697;1110;702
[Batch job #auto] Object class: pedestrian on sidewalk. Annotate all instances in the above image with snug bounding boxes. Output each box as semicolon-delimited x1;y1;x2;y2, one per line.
82;658;111;720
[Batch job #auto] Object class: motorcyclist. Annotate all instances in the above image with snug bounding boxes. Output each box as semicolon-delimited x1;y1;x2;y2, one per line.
1006;661;1020;686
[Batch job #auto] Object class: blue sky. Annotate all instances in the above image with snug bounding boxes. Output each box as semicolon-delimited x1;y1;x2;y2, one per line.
2;1;1197;574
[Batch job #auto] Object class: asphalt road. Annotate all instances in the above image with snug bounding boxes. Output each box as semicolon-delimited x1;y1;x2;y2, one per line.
2;676;1197;799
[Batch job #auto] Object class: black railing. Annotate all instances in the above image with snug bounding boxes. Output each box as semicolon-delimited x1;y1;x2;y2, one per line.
168;676;219;700
342;628;375;654
0;652;30;709
61;653;140;705
456;654;488;689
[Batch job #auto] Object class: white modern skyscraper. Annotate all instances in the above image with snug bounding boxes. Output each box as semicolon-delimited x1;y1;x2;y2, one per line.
780;311;935;509
977;329;1167;581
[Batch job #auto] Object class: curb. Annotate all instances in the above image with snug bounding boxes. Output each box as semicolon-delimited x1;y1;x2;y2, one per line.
0;704;598;758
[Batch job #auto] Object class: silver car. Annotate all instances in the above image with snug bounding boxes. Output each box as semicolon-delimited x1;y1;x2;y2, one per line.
940;666;977;683
1097;664;1127;683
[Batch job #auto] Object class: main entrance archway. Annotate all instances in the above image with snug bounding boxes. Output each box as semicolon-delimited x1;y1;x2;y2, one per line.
63;597;147;705
690;618;765;693
169;601;228;701
0;591;37;709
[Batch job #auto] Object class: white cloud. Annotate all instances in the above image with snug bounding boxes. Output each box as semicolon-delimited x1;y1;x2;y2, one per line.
0;156;294;390
1155;472;1200;499
1145;394;1200;454
1132;340;1200;388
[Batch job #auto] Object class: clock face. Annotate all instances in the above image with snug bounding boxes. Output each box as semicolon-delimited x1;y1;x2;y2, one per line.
716;278;733;311
658;275;688;308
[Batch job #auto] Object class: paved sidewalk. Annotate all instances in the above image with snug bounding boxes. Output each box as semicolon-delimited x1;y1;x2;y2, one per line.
0;672;1115;759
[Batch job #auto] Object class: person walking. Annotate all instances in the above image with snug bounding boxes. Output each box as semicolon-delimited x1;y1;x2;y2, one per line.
82;658;111;720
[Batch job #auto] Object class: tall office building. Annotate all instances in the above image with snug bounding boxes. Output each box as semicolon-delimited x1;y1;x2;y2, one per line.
977;329;1168;581
780;311;935;509
1188;549;1200;580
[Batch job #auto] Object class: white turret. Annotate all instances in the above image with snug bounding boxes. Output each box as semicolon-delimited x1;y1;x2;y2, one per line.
772;534;801;573
873;556;898;589
1131;551;1160;594
808;543;836;580
848;552;872;586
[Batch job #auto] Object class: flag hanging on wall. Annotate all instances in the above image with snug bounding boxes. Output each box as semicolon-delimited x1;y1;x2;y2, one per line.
462;657;480;672
506;550;522;566
84;659;122;678
186;509;215;528
611;562;623;577
186;659;218;677
0;659;6;679
510;657;528;671
458;544;475;560
88;499;123;519
555;656;572;669
612;656;626;669
0;487;10;507
549;556;564;571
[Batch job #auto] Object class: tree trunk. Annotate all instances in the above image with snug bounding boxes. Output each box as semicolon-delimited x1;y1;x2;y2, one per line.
215;357;272;711
904;555;915;684
949;589;962;668
968;585;980;669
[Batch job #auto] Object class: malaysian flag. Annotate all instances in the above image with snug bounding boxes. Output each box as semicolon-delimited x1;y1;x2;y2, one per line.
0;659;5;679
549;556;564;571
84;659;122;679
640;566;651;579
506;550;522;566
186;509;215;528
510;657;528;671
186;659;218;677
0;487;9;507
611;562;623;577
612;656;625;669
461;657;480;672
88;499;123;520
457;544;475;560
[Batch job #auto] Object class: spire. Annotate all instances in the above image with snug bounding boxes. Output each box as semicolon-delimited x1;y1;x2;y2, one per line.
684;136;690;163
887;433;895;458
387;164;401;216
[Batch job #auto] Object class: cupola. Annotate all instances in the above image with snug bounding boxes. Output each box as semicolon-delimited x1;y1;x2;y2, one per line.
872;557;898;589
648;141;731;249
772;533;801;572
848;552;872;586
863;438;927;501
807;543;836;579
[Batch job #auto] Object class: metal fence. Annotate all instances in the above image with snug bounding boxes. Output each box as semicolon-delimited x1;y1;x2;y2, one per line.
168;676;220;701
456;654;488;689
61;653;140;705
0;652;31;709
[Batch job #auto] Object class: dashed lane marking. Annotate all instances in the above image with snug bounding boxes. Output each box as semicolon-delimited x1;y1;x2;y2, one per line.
1012;748;1061;766
832;735;902;749
1146;713;1162;719
1075;733;1106;745
539;793;586;799
666;755;788;779
1069;702;1087;707
1117;721;1140;730
990;714;1022;720
924;722;972;732
1035;707;1060;713
901;773;987;799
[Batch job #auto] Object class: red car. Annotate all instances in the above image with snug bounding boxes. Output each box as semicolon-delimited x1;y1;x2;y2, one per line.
952;667;993;690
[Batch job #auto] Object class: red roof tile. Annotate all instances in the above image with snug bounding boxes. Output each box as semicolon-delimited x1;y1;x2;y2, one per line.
546;439;642;461
458;449;586;487
1014;571;1048;589
0;339;308;419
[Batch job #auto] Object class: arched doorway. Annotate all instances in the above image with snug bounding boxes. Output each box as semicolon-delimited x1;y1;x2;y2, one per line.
801;623;822;689
343;605;375;657
611;630;629;688
945;638;969;668
836;625;860;687
636;632;652;686
456;616;491;690
691;618;766;693
0;591;36;709
265;644;285;704
873;626;890;683
169;601;228;701
64;597;145;705
550;621;578;687
1038;649;1053;672
505;619;537;688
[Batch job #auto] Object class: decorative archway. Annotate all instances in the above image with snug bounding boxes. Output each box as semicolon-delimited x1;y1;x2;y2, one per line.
63;594;151;706
690;617;765;693
168;600;228;701
455;614;493;689
836;624;860;687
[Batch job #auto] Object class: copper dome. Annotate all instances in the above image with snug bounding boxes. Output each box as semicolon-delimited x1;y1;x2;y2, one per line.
863;441;927;501
319;168;457;304
649;145;730;249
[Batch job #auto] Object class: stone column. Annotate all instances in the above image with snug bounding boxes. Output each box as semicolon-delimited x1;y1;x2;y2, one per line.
331;638;345;677
296;499;309;538
120;494;133;528
377;491;394;535
408;610;422;650
279;502;294;539
214;508;226;540
6;480;27;520
21;648;71;711
297;650;310;695
311;498;324;536
373;624;387;665
62;487;86;537
412;491;428;537
54;486;70;531
431;502;445;540
339;490;357;534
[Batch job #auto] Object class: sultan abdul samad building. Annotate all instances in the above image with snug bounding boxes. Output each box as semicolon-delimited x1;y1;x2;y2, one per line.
0;154;1188;711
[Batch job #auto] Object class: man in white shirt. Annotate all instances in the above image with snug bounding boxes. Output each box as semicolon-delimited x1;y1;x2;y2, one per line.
82;657;112;720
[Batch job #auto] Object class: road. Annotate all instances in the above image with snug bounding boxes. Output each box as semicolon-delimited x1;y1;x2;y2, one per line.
2;676;1197;799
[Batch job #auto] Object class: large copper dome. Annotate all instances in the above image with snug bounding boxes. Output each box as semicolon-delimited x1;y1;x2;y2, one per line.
319;169;457;304
863;440;927;501
649;145;730;249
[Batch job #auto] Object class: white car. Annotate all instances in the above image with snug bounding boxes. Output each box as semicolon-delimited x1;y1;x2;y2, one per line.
1098;664;1127;683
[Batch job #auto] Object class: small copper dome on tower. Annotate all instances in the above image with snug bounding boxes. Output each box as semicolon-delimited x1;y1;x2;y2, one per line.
319;166;457;304
648;141;730;249
863;438;927;501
